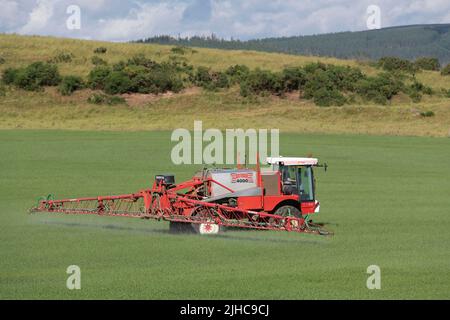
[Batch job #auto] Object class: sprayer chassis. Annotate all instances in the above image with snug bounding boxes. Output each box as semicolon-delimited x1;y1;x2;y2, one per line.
31;161;330;235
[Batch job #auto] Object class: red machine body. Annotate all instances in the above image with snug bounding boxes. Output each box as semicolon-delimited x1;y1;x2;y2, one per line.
31;157;329;235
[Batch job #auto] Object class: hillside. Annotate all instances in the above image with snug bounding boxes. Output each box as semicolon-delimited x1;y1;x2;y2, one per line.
139;24;450;64
0;34;449;137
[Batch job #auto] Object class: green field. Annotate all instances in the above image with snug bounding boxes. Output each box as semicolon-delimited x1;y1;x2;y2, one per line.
0;130;449;299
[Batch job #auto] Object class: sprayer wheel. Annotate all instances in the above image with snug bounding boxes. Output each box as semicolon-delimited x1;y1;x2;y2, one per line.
274;205;302;228
191;206;222;235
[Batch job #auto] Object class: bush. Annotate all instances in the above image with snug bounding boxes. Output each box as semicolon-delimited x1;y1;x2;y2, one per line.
127;54;157;68
49;51;73;63
87;66;111;90
441;64;450;76
192;67;228;90
94;47;107;54
0;56;5;64
409;91;422;103
2;68;19;84
58;76;84;96
225;65;250;83
378;57;417;73
313;87;346;107
410;81;433;95
171;46;187;55
6;62;61;91
112;61;127;72
103;71;132;95
124;64;184;94
414;57;440;71
355;73;403;104
91;56;107;66
302;64;365;102
420;111;435;117
303;69;335;99
87;93;126;105
281;67;306;91
214;72;230;89
239;69;283;96
303;62;328;74
195;66;213;86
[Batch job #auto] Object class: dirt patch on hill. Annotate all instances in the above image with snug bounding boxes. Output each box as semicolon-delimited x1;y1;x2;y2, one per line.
121;87;201;107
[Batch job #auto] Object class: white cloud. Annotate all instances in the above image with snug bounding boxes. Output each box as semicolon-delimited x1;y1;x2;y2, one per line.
18;0;56;34
1;0;449;41
96;2;186;41
74;0;106;12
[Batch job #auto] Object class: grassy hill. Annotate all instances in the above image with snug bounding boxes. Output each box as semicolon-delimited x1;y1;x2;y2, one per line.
139;24;450;64
0;33;450;137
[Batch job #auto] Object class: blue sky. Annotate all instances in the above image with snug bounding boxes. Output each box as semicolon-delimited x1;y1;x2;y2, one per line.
1;0;449;41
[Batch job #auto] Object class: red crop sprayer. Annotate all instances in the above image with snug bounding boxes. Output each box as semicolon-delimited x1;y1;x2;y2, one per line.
30;156;332;235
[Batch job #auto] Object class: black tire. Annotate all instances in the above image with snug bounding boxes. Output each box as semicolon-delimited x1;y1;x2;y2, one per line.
273;205;302;229
274;205;301;218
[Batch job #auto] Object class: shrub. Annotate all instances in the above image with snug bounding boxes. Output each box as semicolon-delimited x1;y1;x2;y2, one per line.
87;66;111;90
194;66;213;86
127;54;157;68
225;65;250;83
171;46;187;55
0;56;5;64
409;91;423;103
195;68;230;91
125;64;184;94
9;62;61;91
214;72;230;89
2;68;19;84
313;87;346;107
91;56;107;66
49;51;73;63
303;62;328;74
410;81;433;95
378;57;417;73
329;66;365;91
281;67;306;91
302;65;365;103
94;47;107;54
58;75;84;96
112;61;127;72
103;71;132;95
239;69;283;96
87;93;126;105
420;111;435;117
303;69;335;99
441;64;450;76
355;73;403;104
414;57;440;71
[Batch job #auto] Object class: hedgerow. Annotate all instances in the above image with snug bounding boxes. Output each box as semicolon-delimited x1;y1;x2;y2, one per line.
2;52;438;107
